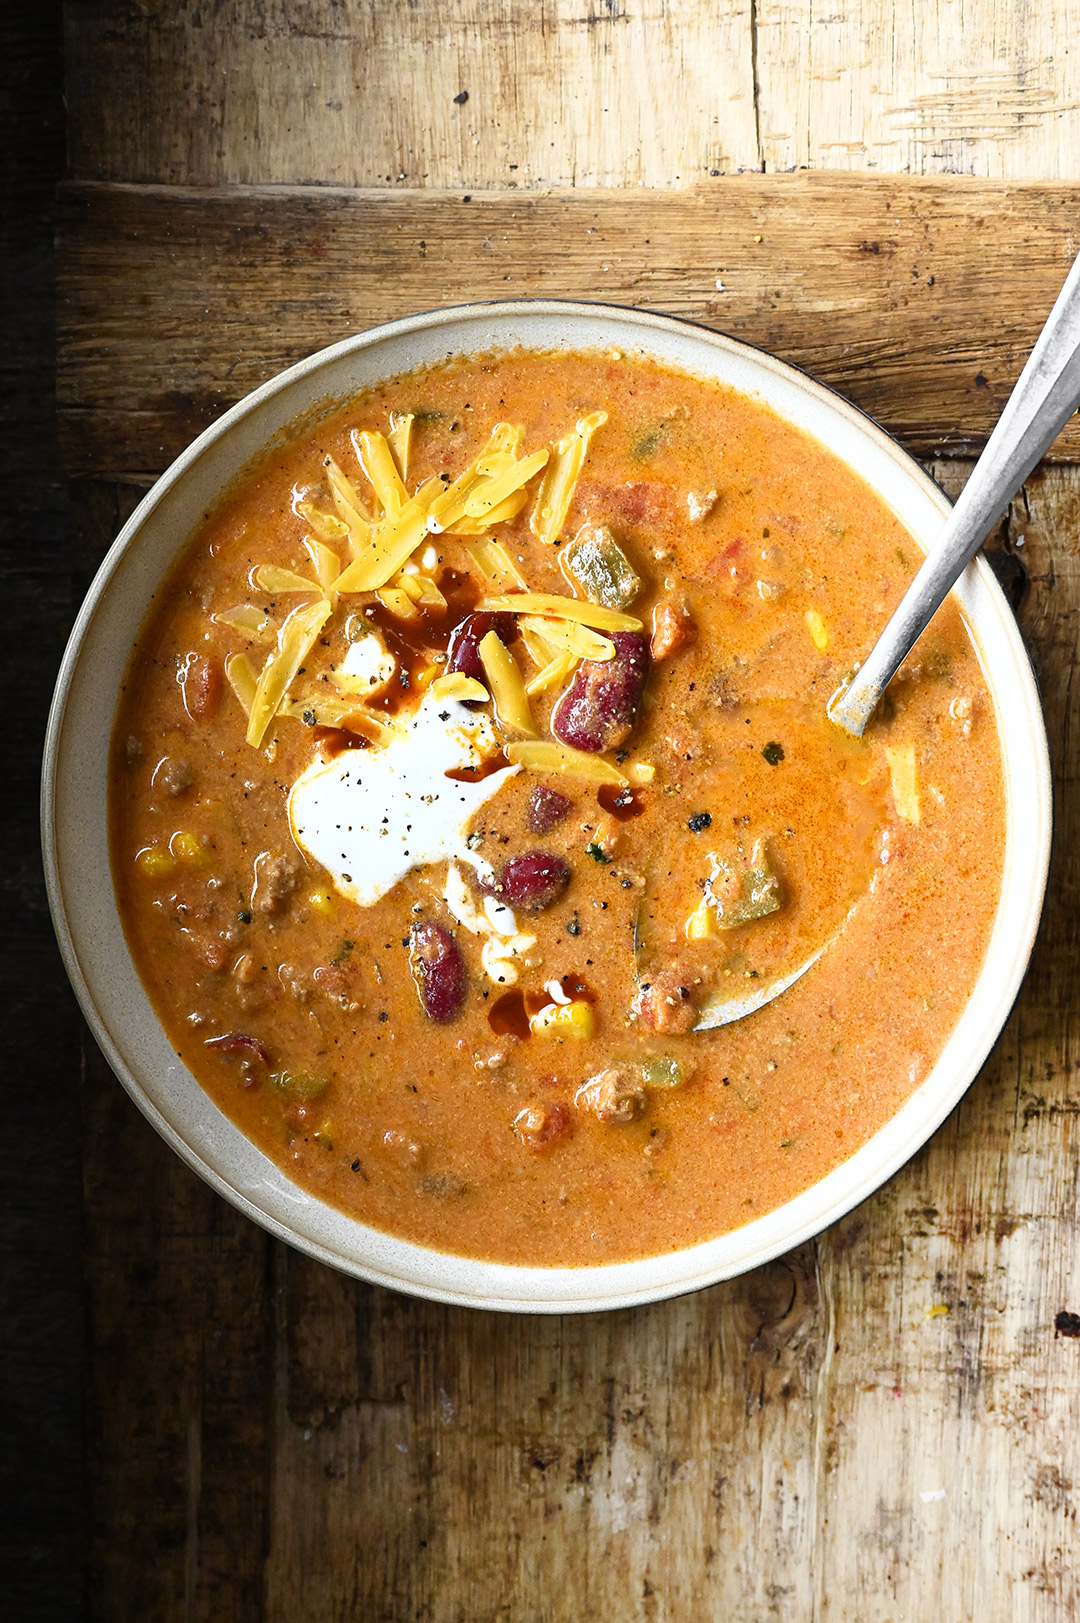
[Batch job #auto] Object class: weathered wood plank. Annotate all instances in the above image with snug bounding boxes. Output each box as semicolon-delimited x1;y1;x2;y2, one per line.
61;6;1080;1619
262;1246;825;1621
755;0;1080;180
62;1;1080;190
0;4;85;1619
56;174;1080;478
82;1037;275;1623
810;460;1080;1622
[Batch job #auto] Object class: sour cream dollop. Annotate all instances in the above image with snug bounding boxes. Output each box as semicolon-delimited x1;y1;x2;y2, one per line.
288;690;517;907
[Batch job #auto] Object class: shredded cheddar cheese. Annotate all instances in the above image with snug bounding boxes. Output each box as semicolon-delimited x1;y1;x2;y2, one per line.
245;600;333;748
352;428;407;518
295;499;350;543
376;585;420;621
323;455;374;551
525;651;579;697
301;537;342;595
885;742;921;824
446;488;531;535
215;606;273;642
387;412;414;481
331;476;442;593
530;410;607;544
463;447;549;517
428;672;489;704
225;651;259;714
216;408;560;752
479;592;641;633
478;631;536;736
253;564;322;596
506;739;628;786
464;538;529;587
520;614;615;662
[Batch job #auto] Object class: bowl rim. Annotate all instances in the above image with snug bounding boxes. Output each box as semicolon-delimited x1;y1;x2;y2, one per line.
42;297;1053;1312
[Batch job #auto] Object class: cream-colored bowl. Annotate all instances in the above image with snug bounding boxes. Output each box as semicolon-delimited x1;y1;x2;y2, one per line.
42;302;1052;1312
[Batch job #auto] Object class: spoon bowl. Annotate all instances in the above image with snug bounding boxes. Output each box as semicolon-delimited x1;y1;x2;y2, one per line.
692;940;830;1029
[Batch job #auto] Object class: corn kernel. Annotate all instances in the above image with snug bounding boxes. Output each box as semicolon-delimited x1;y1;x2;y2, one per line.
169;830;207;867
413;573;447;609
685;896;718;940
805;609;829;650
530;1000;596;1040
376;586;419;621
395;571;426;605
429;672;488;704
136;845;176;879
308;886;334;915
412;662;440;692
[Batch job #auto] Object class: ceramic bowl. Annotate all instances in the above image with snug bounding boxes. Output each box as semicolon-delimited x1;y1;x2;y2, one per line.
42;301;1052;1312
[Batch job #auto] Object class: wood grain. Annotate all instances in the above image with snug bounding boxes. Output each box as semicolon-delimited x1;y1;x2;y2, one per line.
82;1038;273;1622
56;174;1080;478
58;1;1080;1618
63;0;1080;189
1;4;85;1618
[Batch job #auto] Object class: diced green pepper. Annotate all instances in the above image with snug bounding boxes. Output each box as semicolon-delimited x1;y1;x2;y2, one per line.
632;425;666;460
269;1069;330;1099
643;1055;685;1090
705;837;782;928
563;525;642;611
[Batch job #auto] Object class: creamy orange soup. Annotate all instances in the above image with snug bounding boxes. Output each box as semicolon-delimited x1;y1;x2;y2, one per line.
111;350;1005;1265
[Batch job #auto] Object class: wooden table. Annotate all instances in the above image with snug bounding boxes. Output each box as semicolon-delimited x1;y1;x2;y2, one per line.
44;5;1080;1617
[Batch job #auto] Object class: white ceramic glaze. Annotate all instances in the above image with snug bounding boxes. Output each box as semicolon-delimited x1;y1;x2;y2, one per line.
42;302;1052;1312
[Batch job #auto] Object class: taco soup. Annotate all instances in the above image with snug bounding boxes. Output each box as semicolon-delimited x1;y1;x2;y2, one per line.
110;349;1005;1266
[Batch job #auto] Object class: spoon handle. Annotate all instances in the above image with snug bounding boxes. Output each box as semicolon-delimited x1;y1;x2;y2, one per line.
829;248;1080;737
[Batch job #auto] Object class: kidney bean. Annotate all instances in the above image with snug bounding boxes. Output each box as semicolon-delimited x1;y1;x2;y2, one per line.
551;631;650;753
446;612;518;682
486;850;571;912
526;784;573;833
205;1032;271;1067
410;920;467;1022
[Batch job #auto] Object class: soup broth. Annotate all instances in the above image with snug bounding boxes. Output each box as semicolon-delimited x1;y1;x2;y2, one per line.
110;350;1005;1266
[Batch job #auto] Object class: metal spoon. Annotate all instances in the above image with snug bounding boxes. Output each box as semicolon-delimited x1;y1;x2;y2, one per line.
694;250;1080;1031
692;898;862;1031
829;246;1080;737
693;940;830;1029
